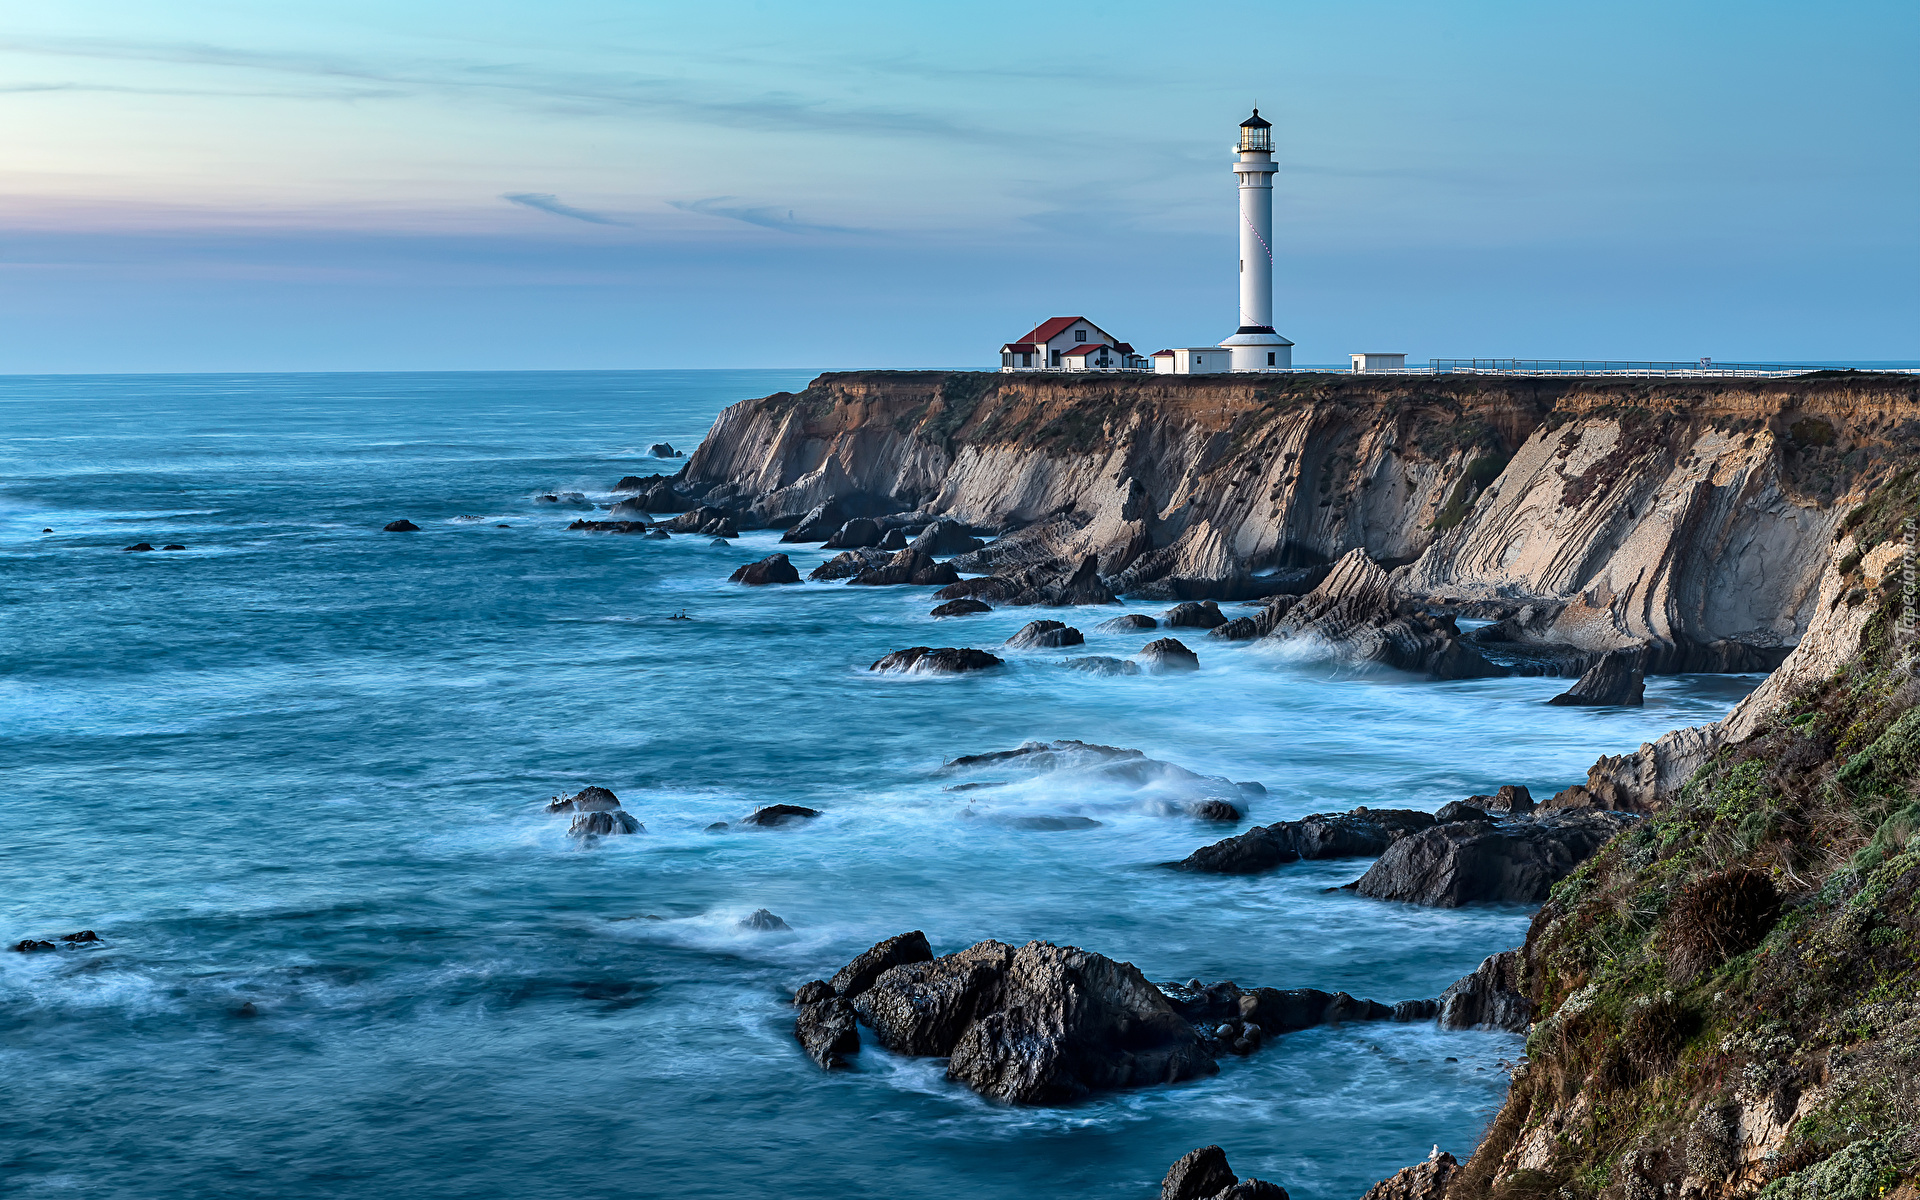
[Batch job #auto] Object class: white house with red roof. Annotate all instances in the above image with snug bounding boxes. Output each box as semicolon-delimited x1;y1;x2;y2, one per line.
999;316;1145;371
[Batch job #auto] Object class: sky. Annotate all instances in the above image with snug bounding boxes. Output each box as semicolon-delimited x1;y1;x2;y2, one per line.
0;0;1915;372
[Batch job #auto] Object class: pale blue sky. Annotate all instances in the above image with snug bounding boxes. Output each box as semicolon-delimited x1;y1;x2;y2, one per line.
0;0;1913;371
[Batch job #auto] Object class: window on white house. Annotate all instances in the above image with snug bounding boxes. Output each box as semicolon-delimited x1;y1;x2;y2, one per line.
1074;329;1087;342
1268;352;1275;366
1050;350;1061;366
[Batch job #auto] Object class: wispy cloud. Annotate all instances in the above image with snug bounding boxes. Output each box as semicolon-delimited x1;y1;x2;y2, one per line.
502;193;628;226
667;197;861;235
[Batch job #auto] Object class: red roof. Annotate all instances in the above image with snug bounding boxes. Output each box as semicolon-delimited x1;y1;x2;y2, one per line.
1012;316;1083;345
1112;342;1136;355
1151;349;1175;357
1062;344;1118;359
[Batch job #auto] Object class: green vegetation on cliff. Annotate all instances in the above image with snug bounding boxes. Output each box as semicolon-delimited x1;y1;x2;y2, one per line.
1458;578;1919;1200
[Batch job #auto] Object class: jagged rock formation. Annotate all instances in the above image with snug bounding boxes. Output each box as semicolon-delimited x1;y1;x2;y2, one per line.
1169;807;1439;875
1435;950;1533;1032
1547;647;1646;706
728;554;800;585
1265;550;1502;678
1360;1150;1460;1200
869;646;1003;675
1344;809;1640;907
1160;1145;1289;1200
1005;620;1084;649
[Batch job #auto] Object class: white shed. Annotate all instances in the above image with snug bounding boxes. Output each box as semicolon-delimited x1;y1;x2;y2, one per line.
1152;348;1230;375
1350;353;1407;373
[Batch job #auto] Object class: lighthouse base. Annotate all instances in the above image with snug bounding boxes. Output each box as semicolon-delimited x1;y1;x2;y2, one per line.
1217;330;1295;372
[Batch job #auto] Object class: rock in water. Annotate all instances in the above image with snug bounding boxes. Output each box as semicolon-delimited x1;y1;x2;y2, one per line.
1208;617;1261;641
1360;1151;1459;1200
848;548;958;587
1345;809;1639;906
381;521;418;533
869;647;1003;675
931;598;992;618
546;786;622;813
945;940;1214;1104
608;497;653;518
1548;648;1647;706
643;482;689;513
1169;808;1438;874
793;988;860;1069
1097;613;1158;631
1189;799;1242;822
728;554;801;585
1460;784;1535;815
1432;801;1491;823
778;500;847;544
613;475;663;492
854;941;1017;1056
1005;620;1085;649
648;442;679;457
568;810;642;837
829;930;935;996
823;517;882;549
1265;549;1503;679
1160;1145;1286;1200
162;544;187;551
1061;656;1141;676
124;543;155;551
1138;637;1200;673
644;530;670;540
12;939;57;952
909;519;984;557
1163;601;1227;629
739;909;792;932
1436;950;1532;1031
879;527;908;551
739;804;821;827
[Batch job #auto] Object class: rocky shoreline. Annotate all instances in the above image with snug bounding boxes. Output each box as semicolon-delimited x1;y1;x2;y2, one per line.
562;371;1916;1198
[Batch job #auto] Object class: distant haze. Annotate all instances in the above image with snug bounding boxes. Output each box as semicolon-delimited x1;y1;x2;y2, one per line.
1;0;1914;372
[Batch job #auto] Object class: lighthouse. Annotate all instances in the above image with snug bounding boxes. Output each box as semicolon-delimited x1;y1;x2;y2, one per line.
1218;109;1294;370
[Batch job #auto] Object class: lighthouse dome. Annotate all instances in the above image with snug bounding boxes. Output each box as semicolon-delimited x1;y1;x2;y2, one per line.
1238;108;1272;152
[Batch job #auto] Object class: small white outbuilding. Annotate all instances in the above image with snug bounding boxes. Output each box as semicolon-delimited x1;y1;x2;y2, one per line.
1152;348;1230;375
1350;353;1407;373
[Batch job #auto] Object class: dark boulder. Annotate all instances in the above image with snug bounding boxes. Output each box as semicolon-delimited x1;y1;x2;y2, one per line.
643;482;690;513
1432;801;1491;823
793;990;860;1069
1436;950;1532;1031
828;930;934;996
162;544;187;551
1461;784;1535;815
1170;807;1438;874
1138;638;1200;673
648;442;680;457
1157;978;1395;1035
779;501;848;543
879;527;908;551
909;519;985;557
1061;656;1140;676
1005;620;1085;650
739;804;822;828
931;598;992;617
608;497;653;518
1097;613;1158;631
124;542;155;551
810;548;890;581
1161;1145;1289;1200
567;810;642;837
1209;617;1262;641
1264;550;1503;679
12;939;57;952
568;519;653;533
739;909;792;932
1190;799;1243;822
644;529;670;540
614;474;664;492
1163;601;1227;629
546;786;622;813
853;940;1017;1056
824;517;883;549
664;505;729;533
1548;648;1647;706
382;521;418;533
729;553;801;585
944;940;1216;1104
870;647;1003;674
61;930;101;944
709;537;730;547
943;554;1117;607
1345;809;1640;906
849;548;959;587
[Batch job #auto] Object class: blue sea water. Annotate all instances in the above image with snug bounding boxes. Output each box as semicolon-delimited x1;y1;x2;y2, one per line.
0;371;1761;1200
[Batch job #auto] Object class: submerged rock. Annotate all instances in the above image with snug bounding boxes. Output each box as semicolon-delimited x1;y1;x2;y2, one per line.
1096;613;1158;631
1548;648;1647;706
11;939;57;952
1345;809;1640;906
1005;620;1084;650
613;474;665;493
381;521;419;533
941;740;1254;819
729;553;801;585
739;804;822;828
869;647;1003;675
162;544;187;551
739;909;793;932
848;548;958;587
546;786;622;813
1208;617;1261;641
1061;655;1141;676
569;519;653;534
1170;808;1438;875
568;810;642;837
644;529;671;540
124;542;155;551
931;598;992;618
1138;638;1200;673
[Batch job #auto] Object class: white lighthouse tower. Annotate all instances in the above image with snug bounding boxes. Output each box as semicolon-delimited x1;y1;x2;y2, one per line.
1218;109;1293;370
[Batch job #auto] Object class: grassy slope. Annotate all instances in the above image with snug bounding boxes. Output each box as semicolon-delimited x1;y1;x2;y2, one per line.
1455;472;1920;1200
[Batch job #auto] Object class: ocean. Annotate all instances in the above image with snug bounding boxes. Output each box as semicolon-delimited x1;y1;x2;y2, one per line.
0;371;1760;1199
